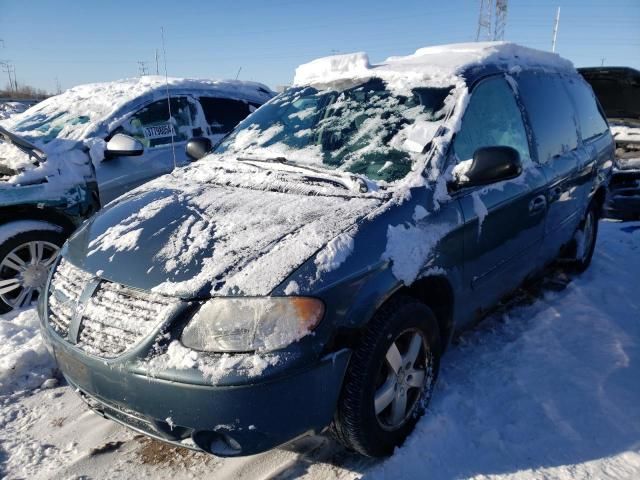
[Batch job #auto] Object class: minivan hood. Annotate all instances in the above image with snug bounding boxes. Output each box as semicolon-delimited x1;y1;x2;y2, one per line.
65;159;383;297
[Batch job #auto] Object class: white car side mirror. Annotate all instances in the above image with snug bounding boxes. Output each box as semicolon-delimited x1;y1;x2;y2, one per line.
105;134;144;158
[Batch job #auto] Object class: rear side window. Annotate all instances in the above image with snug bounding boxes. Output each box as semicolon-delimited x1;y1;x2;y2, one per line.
199;97;253;134
516;73;578;163
565;78;609;141
454;76;531;164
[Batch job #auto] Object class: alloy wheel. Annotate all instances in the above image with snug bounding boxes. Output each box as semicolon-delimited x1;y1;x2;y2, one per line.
374;329;430;430
0;240;60;309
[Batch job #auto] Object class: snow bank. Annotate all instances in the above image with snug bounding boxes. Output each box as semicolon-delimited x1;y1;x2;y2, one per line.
1;222;640;479
369;221;640;480
0;308;56;395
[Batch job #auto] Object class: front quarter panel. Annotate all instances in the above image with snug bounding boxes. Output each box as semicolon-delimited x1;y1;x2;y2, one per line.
272;185;465;350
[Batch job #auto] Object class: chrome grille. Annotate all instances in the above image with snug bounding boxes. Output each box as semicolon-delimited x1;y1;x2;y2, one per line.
76;280;177;358
47;258;92;338
47;259;177;358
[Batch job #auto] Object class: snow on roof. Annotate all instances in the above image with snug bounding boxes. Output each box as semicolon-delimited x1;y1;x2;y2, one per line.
1;76;274;142
294;42;576;92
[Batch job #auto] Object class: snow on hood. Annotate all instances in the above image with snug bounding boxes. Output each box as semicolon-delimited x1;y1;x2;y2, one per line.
294;41;575;94
65;156;383;297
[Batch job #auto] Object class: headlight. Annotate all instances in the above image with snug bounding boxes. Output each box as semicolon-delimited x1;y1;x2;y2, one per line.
180;297;324;353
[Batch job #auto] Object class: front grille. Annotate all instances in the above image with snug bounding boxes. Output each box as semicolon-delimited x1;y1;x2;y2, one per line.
47;259;178;358
76;281;177;358
48;258;93;337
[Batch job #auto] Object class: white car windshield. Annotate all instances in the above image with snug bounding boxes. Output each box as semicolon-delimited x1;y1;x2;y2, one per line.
10;109;90;144
215;78;453;183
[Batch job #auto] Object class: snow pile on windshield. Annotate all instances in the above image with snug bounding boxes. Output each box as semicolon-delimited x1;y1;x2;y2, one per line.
217;78;456;185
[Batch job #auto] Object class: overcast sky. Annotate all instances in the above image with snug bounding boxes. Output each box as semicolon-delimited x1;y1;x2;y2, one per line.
1;0;638;92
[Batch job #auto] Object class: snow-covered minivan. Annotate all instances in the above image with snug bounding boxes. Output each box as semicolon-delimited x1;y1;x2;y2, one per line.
40;43;613;457
0;77;273;311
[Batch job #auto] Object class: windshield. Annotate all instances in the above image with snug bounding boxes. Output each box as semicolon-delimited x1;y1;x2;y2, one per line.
10;109;90;144
215;78;453;183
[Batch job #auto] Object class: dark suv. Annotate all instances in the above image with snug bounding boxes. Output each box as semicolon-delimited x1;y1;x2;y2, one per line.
579;67;640;219
39;43;613;458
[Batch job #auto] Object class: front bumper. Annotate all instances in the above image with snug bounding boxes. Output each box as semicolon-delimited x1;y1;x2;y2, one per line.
43;323;351;456
604;168;640;220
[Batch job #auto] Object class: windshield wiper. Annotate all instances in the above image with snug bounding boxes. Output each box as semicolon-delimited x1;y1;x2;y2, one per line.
237;155;370;193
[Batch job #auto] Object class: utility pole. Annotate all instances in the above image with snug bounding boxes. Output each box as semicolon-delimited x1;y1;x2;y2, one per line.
494;0;508;41
476;0;492;41
552;6;561;52
137;61;149;76
1;62;15;92
155;49;159;75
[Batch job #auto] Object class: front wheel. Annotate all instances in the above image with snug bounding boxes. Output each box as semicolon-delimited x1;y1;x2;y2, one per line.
332;295;441;457
0;225;65;313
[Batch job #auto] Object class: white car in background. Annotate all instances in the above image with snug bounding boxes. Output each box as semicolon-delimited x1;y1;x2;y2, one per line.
0;77;274;311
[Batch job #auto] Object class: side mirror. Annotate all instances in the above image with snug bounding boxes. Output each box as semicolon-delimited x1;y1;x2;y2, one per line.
105;134;144;158
186;137;213;161
456;146;522;188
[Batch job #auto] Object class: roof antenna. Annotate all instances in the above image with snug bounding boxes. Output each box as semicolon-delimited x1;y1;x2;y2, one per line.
551;7;561;53
161;26;177;170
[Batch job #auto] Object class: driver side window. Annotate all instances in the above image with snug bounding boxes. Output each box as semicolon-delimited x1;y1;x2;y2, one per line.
454;76;531;165
117;97;196;148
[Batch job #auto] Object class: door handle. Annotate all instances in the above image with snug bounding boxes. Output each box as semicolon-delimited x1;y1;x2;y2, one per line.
529;195;547;214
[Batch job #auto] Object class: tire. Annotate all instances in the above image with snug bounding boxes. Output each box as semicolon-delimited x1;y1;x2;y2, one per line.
0;226;65;313
332;294;441;457
567;201;599;274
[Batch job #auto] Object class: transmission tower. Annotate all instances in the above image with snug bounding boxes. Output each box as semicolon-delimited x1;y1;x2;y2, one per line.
476;0;509;42
476;0;493;41
494;0;508;41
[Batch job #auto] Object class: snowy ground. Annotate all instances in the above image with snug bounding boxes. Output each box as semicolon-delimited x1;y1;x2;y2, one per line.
1;220;639;480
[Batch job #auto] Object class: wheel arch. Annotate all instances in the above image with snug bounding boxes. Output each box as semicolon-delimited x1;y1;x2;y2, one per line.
592;185;607;216
0;205;76;236
327;273;456;356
